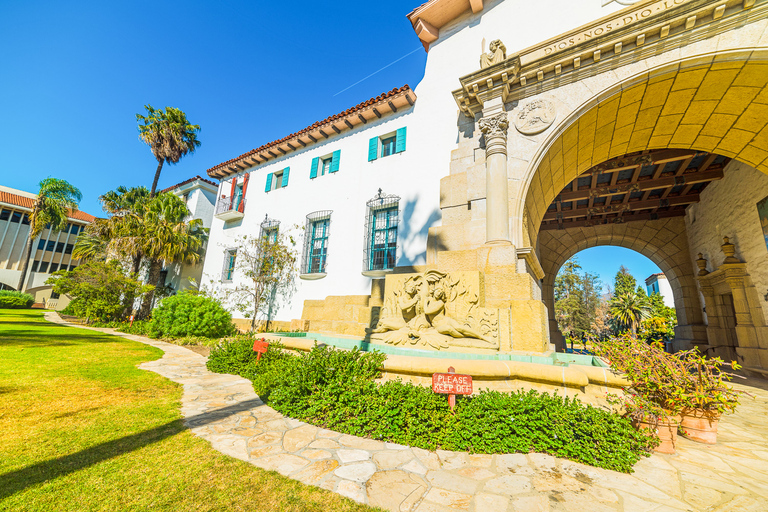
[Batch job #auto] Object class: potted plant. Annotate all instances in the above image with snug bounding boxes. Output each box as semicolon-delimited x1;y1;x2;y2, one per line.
595;334;688;453
675;349;743;444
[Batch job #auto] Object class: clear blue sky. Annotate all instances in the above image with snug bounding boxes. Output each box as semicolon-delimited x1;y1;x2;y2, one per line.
1;1;663;282
563;247;663;293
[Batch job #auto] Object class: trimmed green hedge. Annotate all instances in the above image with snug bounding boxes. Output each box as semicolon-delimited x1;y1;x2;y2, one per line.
207;337;657;473
149;292;236;339
0;290;34;309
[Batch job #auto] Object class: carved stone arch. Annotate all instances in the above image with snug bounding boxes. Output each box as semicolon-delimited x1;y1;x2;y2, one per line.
515;48;768;250
539;216;705;351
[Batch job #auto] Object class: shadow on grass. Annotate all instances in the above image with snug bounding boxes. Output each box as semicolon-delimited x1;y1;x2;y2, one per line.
0;398;266;499
0;331;124;345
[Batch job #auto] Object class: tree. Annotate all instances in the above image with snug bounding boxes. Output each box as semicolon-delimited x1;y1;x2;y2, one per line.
137;193;208;318
16;178;82;291
554;257;603;341
221;229;299;331
136;105;201;197
98;186;151;275
609;292;651;335
47;261;152;322
614;265;637;297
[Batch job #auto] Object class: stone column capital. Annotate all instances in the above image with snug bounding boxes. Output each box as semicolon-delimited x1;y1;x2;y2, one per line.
479;112;509;158
479;112;509;138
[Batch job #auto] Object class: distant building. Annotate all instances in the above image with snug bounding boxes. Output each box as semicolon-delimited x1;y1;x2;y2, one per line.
0;185;95;309
159;176;218;293
646;273;674;308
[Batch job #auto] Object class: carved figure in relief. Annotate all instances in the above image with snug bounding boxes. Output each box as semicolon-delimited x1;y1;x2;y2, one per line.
370;279;420;333
425;287;494;343
480;39;506;69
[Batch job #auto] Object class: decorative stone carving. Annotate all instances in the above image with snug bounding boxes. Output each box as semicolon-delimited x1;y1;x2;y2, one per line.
696;253;709;276
721;236;742;264
514;99;556;135
478;112;509;140
480;39;506;69
369;270;499;351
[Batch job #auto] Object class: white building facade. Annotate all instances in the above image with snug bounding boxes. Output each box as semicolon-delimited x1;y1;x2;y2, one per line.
646;273;675;308
160;176;218;293
0;185;94;309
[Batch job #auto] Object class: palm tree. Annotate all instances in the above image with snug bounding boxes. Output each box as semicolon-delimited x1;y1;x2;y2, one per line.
137;193;208;318
609;291;652;336
136;105;201;197
16;178;82;291
72;221;109;261
99;186;151;275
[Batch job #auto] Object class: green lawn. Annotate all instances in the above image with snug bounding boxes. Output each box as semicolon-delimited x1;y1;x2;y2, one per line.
0;309;377;512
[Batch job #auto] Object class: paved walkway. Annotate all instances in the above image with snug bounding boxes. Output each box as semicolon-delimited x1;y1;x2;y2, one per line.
47;313;768;511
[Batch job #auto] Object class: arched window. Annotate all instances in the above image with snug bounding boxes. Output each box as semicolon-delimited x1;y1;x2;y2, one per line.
363;189;400;274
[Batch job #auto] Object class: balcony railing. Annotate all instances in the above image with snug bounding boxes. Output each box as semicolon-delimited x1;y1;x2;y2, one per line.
215;197;246;221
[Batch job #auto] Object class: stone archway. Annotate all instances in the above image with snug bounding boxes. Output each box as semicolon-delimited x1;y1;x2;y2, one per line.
519;48;768;249
539;216;704;351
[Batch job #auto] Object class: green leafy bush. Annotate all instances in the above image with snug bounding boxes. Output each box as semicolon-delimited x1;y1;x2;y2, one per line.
207;338;656;473
149;292;235;339
47;261;152;322
0;290;34;309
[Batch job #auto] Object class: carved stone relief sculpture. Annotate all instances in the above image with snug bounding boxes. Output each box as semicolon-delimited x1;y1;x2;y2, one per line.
369;270;500;351
480;39;507;69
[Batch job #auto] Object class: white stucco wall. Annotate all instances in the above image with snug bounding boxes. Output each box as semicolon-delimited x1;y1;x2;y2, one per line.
197;0;655;324
201;107;449;322
685;161;768;323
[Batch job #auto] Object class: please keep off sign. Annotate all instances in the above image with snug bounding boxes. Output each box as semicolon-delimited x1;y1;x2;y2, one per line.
432;372;473;395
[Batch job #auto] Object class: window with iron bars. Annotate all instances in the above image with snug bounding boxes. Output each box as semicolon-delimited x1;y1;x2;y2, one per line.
222;249;236;282
363;190;399;272
301;211;332;275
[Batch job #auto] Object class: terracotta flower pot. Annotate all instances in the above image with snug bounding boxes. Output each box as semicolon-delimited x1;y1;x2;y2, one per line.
633;415;680;454
680;408;720;444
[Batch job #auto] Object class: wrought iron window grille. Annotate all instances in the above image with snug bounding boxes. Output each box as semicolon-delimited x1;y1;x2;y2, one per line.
302;210;332;275
363;189;400;272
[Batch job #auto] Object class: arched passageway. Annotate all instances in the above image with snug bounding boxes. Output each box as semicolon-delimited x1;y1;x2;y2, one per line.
539;216;703;351
521;51;768;368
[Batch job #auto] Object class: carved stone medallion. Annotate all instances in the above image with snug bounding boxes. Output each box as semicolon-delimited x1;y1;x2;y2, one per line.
514;100;556;135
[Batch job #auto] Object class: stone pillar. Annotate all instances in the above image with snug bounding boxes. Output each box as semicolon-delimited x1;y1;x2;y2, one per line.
479;111;510;245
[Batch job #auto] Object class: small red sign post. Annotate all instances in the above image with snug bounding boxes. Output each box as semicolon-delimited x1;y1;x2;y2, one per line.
129;315;135;327
252;339;269;362
432;367;472;410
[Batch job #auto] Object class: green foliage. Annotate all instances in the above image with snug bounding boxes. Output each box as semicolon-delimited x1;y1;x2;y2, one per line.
47;261;152;322
609;292;651;335
614;266;637;297
0;290;34;309
207;338;656;473
594;334;744;420
639;316;675;344
554;257;603;340
149;292;235;339
648;293;677;322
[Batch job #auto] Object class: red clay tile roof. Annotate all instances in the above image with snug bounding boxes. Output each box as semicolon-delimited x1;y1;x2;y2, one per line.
0;191;96;223
206;85;416;179
161;175;218;193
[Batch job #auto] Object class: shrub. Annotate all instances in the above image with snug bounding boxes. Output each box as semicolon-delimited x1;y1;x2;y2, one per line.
207;339;656;473
149;292;235;339
47;261;152;322
0;290;35;309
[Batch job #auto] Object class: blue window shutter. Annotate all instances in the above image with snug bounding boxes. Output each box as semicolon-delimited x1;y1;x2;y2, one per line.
330;150;341;173
368;137;378;161
265;173;273;192
310;157;319;179
395;127;407;153
282;167;290;187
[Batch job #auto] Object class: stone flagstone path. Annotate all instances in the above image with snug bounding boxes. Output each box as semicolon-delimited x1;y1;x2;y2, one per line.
47;313;768;511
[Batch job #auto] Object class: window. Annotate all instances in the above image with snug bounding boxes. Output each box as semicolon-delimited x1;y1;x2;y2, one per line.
0;209;9;221
222;249;236;282
31;260;39;272
368;127;407;161
265;167;290;192
301;211;332;276
70;224;80;235
310;150;340;179
39;261;49;273
38;239;46;250
10;212;21;223
46;240;56;252
364;190;400;272
51;291;60;299
158;270;168;287
49;263;59;273
56;242;65;253
64;244;73;255
22;214;29;225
